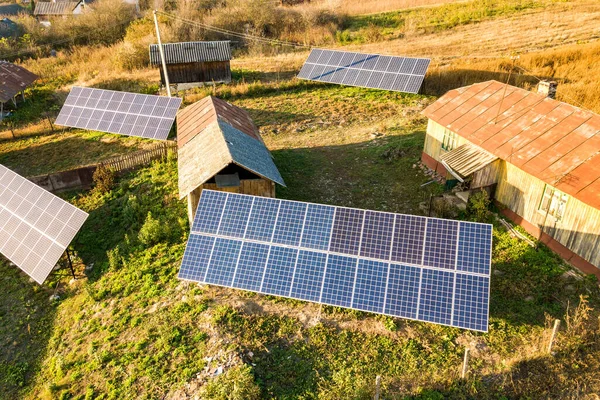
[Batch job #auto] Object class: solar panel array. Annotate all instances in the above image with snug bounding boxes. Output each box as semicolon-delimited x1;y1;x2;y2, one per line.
0;165;88;284
297;49;430;94
55;87;182;140
179;190;492;332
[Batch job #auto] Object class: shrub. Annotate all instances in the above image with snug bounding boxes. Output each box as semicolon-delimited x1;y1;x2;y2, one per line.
467;189;491;222
138;212;166;246
199;364;261;400
92;165;116;194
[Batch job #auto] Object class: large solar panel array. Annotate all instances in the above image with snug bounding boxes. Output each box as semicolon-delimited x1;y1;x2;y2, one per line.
179;190;492;332
0;165;88;284
55;87;182;140
297;49;430;94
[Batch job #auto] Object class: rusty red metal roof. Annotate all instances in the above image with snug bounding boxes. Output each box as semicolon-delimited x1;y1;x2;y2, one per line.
423;80;600;210
177;96;262;148
0;62;38;103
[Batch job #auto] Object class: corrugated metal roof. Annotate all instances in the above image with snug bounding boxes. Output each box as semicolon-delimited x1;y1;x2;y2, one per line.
34;1;80;15
0;62;38;103
149;41;231;65
177;96;285;199
440;143;498;181
423;80;600;210
176;95;261;149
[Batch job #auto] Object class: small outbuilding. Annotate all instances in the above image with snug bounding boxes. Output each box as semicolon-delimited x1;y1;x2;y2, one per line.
422;80;600;277
0;18;19;39
33;1;85;20
177;96;285;222
0;61;38;118
149;41;232;89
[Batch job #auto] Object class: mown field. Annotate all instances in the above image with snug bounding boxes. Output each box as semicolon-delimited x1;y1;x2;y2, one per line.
1;0;600;398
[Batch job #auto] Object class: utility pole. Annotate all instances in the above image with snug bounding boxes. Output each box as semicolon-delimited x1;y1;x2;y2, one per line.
153;10;171;97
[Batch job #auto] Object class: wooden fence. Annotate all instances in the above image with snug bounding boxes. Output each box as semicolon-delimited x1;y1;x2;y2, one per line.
29;141;177;193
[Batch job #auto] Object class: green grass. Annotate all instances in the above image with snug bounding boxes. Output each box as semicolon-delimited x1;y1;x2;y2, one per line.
337;0;563;44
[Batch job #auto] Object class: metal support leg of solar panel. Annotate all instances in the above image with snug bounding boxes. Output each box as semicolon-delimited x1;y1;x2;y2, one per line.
53;248;78;280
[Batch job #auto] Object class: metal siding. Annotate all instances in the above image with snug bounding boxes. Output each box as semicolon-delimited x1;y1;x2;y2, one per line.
149;41;231;65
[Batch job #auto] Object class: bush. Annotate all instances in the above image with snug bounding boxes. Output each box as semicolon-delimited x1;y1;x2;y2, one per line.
199;364;261;400
138;212;166;246
92;165;116;194
467;189;491;222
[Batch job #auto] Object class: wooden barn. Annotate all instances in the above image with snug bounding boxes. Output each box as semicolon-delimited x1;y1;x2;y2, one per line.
177;96;285;222
422;80;600;277
149;41;232;88
33;1;85;20
0;61;38;119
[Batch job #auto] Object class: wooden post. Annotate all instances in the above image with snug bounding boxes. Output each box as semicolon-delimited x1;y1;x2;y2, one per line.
461;348;470;379
47;114;55;133
374;375;381;400
548;319;561;354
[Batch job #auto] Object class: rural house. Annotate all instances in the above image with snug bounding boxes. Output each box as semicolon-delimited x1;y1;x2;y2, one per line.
422;80;600;277
0;61;38;118
177;96;285;222
33;1;85;20
149;41;232;88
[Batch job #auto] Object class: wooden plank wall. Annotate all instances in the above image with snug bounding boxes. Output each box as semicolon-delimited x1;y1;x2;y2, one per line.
495;162;600;267
161;61;232;84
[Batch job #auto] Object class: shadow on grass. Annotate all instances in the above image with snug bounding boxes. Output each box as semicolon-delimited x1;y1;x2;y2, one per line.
0;263;59;399
0;135;141;177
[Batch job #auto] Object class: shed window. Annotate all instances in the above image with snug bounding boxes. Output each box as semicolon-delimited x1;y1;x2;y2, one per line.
442;130;457;151
539;185;568;220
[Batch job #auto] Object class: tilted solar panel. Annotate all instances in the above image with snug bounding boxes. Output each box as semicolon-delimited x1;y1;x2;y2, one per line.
55;87;182;140
0;165;88;284
297;49;430;94
179;191;492;332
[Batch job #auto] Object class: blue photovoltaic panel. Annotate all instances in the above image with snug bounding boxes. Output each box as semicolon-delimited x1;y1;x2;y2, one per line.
290;250;327;302
297;48;430;94
204;238;241;286
384;263;421;319
232;242;269;292
360;211;394;259
301;204;335;250
244;197;279;242
218;194;253;238
352;259;387;312
177;234;215;281
192;190;227;234
179;191;493;332
329;208;364;256
391;215;426;264
261;246;298;296
321;254;357;308
272;201;307;246
423;219;458;270
418;269;455;325
453;274;489;331
457;222;492;274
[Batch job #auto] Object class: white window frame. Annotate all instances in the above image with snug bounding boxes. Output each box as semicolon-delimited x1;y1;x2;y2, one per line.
538;185;568;221
441;129;456;151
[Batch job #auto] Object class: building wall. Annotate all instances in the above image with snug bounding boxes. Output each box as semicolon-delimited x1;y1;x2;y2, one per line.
160;61;231;85
495;161;600;269
187;178;275;222
423;119;600;273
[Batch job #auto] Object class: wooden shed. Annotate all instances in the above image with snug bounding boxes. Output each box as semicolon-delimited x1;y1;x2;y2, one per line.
0;61;38;119
422;80;600;278
149;41;232;88
177;96;285;222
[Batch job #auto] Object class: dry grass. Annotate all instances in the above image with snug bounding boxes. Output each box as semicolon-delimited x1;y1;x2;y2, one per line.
292;0;462;16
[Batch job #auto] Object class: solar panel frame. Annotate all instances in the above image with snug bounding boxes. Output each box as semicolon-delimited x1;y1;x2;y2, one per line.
180;190;493;332
0;164;88;284
55;87;182;140
298;48;430;94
